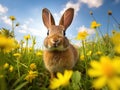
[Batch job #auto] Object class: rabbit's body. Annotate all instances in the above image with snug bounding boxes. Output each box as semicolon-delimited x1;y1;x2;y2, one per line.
43;44;78;73
42;8;78;78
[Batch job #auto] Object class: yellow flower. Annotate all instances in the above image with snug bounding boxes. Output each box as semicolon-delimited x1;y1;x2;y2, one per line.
9;16;16;21
75;31;88;40
114;44;120;54
30;63;37;70
90;21;101;29
80;54;84;61
87;51;92;56
9;65;14;72
16;44;20;49
24;34;31;41
13;53;21;58
111;32;120;54
3;63;9;69
111;32;120;45
29;47;33;52
36;51;43;56
95;51;102;55
25;70;38;83
0;35;16;53
88;56;120;90
49;70;73;89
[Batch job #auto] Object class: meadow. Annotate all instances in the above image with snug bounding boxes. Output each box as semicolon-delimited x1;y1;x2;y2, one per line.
0;11;120;90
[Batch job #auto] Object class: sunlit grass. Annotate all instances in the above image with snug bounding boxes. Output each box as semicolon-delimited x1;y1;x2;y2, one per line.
0;11;120;90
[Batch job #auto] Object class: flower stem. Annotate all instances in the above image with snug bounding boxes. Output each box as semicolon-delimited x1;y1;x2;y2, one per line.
12;21;15;38
17;58;20;78
82;40;89;90
82;41;88;71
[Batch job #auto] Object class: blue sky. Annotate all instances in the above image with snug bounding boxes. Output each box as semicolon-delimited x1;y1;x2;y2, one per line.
0;0;120;47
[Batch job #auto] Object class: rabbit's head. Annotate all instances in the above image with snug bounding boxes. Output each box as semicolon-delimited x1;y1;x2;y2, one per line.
42;8;74;51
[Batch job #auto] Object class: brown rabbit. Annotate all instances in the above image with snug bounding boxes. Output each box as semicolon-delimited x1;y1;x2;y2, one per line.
42;8;78;78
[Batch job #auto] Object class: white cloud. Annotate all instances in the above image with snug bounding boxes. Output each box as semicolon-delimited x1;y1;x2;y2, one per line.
53;13;60;24
0;4;10;26
19;24;28;33
53;0;81;24
24;18;34;25
78;25;95;35
51;0;103;25
19;19;34;34
80;0;103;8
60;0;81;16
18;18;47;37
19;23;35;34
21;24;28;30
0;4;8;14
57;0;103;21
28;28;41;36
1;16;11;25
18;29;27;34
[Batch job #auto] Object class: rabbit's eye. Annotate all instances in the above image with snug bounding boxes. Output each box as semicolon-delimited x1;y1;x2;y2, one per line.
63;31;66;36
47;30;49;35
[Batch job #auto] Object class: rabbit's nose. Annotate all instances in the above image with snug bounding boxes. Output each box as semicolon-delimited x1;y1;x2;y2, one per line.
51;39;60;47
54;40;59;43
51;39;60;43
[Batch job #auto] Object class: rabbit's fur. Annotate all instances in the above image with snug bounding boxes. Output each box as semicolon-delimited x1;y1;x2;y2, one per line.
42;8;78;78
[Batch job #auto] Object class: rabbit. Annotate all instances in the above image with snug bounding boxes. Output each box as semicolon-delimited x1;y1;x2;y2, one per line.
42;8;78;78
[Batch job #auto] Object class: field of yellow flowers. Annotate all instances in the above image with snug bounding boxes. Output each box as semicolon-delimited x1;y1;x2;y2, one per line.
0;11;120;90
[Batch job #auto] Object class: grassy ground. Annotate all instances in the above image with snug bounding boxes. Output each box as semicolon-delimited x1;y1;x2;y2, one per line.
0;30;118;90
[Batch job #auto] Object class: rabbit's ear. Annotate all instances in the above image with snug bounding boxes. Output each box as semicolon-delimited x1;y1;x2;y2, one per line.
42;8;55;29
59;8;74;30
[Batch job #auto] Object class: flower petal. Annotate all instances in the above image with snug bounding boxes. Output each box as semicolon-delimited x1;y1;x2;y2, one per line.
93;76;106;89
49;78;61;89
107;79;119;90
90;60;101;69
64;70;73;80
57;72;63;79
88;69;103;77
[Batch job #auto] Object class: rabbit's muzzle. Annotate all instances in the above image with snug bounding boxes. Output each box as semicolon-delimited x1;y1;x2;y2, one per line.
51;38;61;47
48;36;63;49
44;35;69;51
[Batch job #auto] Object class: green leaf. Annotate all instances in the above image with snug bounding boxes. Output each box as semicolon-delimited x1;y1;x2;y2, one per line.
72;83;80;90
12;74;26;88
14;81;28;90
71;71;81;84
